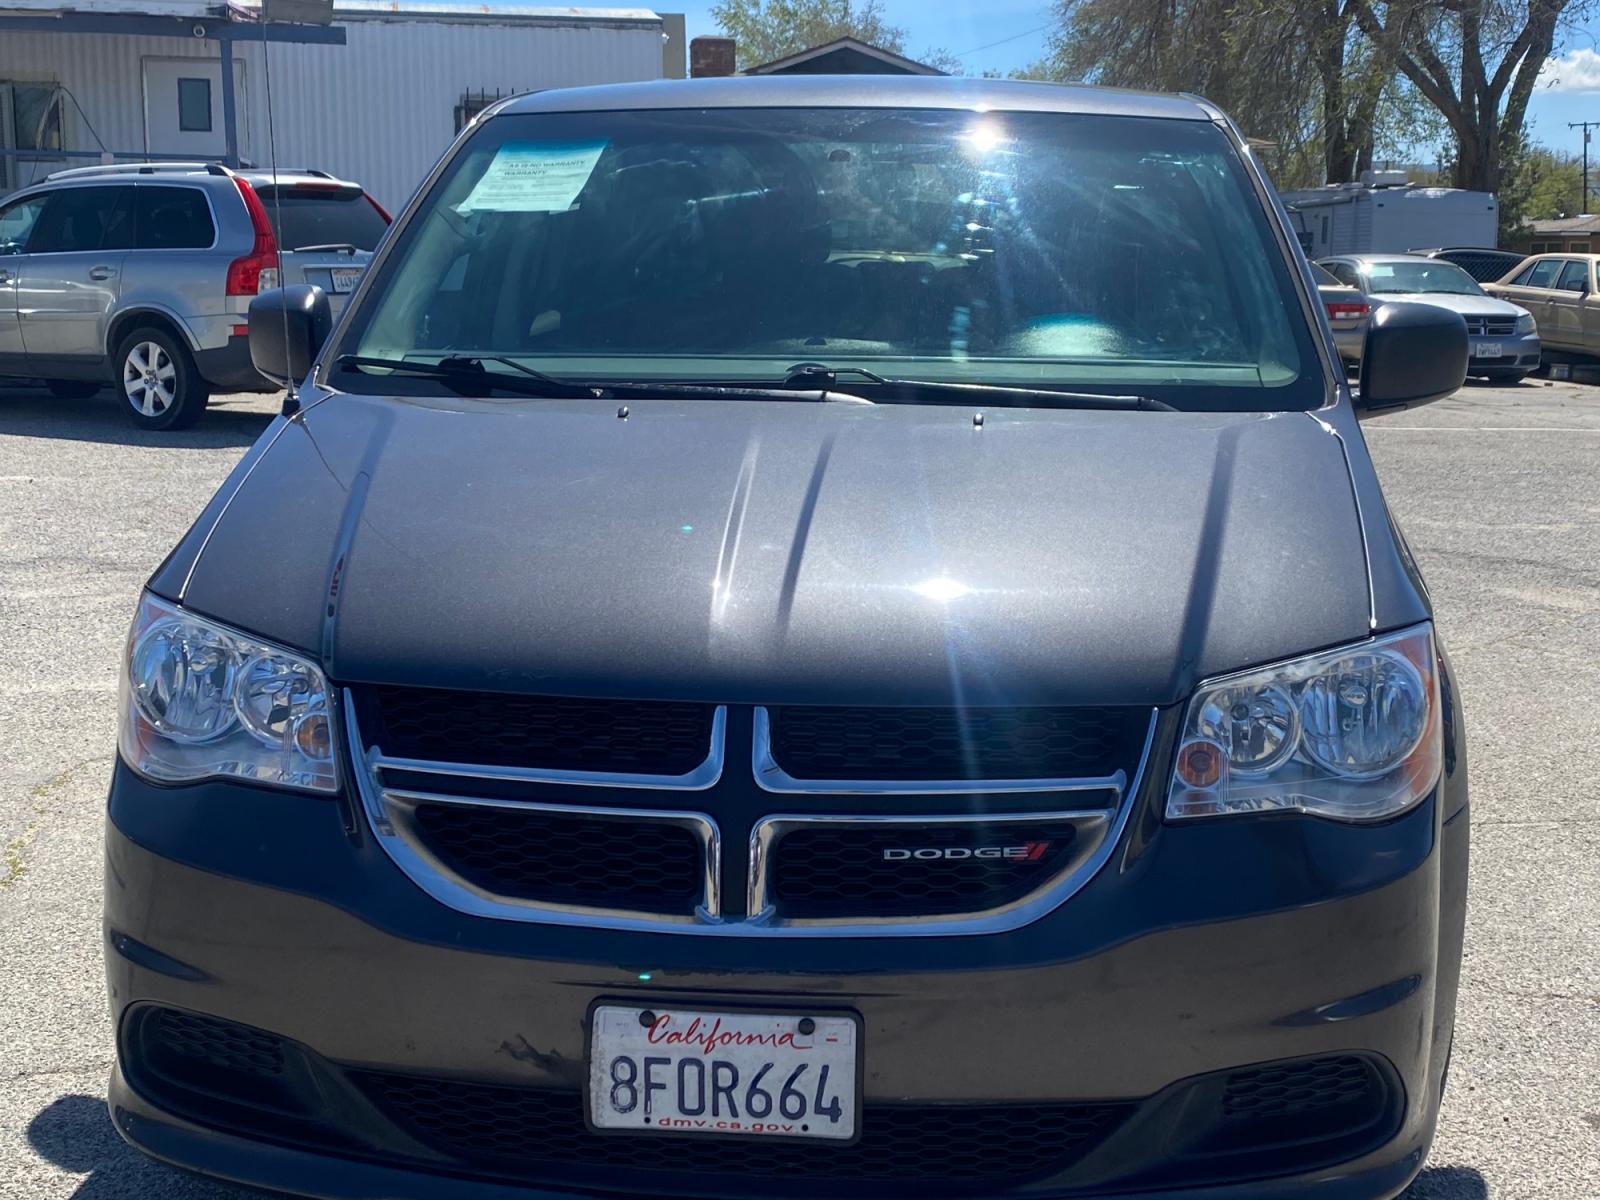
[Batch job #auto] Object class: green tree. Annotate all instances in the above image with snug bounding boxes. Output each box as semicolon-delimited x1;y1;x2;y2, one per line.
1022;0;1403;187
711;0;907;69
1342;0;1590;194
1498;142;1585;233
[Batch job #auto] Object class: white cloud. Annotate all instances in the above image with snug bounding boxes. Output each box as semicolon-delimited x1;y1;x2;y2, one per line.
1538;47;1600;93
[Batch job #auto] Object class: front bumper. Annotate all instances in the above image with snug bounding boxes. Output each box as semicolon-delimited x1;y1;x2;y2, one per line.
104;721;1468;1200
1467;330;1540;375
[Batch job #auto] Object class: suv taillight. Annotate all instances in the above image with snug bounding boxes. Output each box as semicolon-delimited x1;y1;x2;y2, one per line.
226;177;279;296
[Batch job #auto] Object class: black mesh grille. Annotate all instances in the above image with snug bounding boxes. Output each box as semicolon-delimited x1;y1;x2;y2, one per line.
770;706;1142;782
411;803;703;913
354;1073;1130;1186
151;1009;286;1078
1221;1056;1380;1120
359;685;715;775
769;821;1086;918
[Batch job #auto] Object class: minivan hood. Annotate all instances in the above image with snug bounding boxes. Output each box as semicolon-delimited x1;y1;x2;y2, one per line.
175;394;1373;707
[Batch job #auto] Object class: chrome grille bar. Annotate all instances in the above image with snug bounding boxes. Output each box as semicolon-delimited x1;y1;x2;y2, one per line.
752;706;1128;796
344;691;1161;938
345;691;724;930
366;705;725;791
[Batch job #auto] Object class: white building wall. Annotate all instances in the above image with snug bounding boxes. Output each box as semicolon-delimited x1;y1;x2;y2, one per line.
1;13;665;208
1281;185;1501;256
0;30;224;190
247;15;666;210
1366;187;1497;253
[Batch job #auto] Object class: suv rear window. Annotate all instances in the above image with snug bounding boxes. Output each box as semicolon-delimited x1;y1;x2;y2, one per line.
135;186;215;250
254;186;387;251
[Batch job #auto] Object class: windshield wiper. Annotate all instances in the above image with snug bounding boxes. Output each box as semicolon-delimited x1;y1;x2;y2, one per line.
332;355;873;404
293;242;360;254
782;362;1175;411
335;354;598;397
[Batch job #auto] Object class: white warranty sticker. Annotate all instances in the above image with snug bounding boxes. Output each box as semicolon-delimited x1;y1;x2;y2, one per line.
457;140;608;214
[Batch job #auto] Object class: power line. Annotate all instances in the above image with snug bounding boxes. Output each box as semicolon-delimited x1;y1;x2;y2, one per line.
951;22;1052;59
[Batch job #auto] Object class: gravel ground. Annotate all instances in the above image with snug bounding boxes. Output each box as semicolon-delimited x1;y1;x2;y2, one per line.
1;379;1598;1199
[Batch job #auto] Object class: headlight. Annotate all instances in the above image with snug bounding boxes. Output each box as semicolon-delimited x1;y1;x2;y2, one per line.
1515;312;1536;335
1167;624;1440;822
119;592;337;792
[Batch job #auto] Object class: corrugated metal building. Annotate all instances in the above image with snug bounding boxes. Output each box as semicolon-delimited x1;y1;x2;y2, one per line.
0;1;684;209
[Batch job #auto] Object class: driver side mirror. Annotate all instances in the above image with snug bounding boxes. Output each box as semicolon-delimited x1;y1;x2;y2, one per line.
249;285;332;388
1356;301;1467;417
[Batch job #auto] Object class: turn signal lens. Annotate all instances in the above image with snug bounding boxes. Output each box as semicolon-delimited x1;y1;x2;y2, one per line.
119;593;337;792
1175;739;1226;789
1166;624;1441;822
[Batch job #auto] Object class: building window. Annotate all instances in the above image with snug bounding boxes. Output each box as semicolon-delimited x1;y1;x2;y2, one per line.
1570;241;1591;253
455;88;523;133
1;82;64;191
177;77;212;133
9;83;63;151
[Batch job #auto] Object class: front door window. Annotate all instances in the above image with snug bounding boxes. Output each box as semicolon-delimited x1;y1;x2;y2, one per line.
0;193;47;254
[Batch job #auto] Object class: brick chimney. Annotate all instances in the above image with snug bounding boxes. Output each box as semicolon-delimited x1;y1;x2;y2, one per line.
690;36;737;78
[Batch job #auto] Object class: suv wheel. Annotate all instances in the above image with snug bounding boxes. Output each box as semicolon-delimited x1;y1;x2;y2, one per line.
44;379;102;400
117;328;210;430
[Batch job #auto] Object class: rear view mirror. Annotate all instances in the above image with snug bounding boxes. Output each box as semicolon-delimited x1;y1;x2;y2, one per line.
249;285;332;387
1356;301;1467;417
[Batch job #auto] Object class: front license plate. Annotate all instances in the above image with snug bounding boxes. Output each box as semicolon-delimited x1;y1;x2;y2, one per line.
588;1005;859;1141
1474;341;1503;358
329;266;363;294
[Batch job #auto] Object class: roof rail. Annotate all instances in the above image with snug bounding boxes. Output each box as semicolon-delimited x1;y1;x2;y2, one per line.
44;161;233;182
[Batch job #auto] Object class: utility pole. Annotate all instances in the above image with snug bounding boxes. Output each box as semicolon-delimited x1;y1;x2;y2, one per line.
1570;122;1600;214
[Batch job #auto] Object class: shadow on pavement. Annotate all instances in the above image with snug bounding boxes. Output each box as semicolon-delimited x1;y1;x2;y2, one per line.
27;1094;262;1198
1401;1165;1491;1198
0;387;274;450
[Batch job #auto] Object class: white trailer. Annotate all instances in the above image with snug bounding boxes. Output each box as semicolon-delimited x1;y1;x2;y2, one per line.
1280;173;1500;258
0;2;683;210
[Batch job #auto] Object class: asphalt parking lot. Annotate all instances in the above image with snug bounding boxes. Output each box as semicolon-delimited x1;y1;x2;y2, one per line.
1;380;1597;1200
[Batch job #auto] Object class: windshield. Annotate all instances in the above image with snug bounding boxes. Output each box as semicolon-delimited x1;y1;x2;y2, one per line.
1362;260;1483;296
336;107;1325;411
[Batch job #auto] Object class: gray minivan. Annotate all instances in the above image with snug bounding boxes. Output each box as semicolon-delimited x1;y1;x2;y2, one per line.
108;77;1474;1200
0;163;388;429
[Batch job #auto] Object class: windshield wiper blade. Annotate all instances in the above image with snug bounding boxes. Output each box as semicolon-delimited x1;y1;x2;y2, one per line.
883;379;1175;412
334;354;597;397
781;362;1174;411
334;355;873;404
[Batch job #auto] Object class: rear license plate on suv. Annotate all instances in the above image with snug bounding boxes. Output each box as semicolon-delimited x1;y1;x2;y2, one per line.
329;266;363;294
588;1005;859;1141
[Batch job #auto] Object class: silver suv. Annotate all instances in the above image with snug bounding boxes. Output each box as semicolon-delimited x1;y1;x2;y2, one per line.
0;162;388;429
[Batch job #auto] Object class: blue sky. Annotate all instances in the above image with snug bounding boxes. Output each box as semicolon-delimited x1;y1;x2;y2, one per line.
675;1;1600;160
